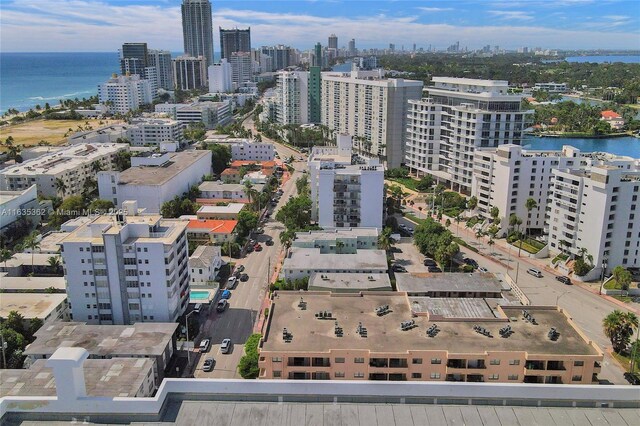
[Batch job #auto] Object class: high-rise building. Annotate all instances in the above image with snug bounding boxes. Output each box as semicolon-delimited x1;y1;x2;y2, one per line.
147;49;174;90
274;71;309;125
120;43;148;77
60;211;190;325
250;49;272;74
321;69;423;168
309;135;385;229
348;39;356;56
308;66;321;124
181;0;214;66
219;27;251;60
405;77;532;194
313;42;322;68
261;45;295;71
328;34;338;50
98;74;153;114
229;52;252;88
208;59;233;93
172;55;207;90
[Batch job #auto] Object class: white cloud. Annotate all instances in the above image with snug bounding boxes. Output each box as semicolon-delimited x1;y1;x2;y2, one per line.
416;7;454;12
0;0;638;52
488;10;535;21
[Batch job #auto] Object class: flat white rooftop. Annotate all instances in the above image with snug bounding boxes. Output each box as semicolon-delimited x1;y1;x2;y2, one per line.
0;293;67;320
283;248;388;271
197;203;245;214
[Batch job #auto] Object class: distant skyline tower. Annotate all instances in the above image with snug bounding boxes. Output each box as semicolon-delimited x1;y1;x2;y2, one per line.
314;42;322;68
348;39;356;56
328;34;338;50
219;27;251;60
120;42;148;76
181;0;214;66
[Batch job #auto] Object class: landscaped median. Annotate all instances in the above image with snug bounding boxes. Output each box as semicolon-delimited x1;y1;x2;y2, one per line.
510;238;545;254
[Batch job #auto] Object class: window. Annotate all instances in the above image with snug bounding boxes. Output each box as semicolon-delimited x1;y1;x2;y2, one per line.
354;372;365;378
508;374;519;380
572;375;582;382
411;373;422;379
273;371;282;378
334;372;345;378
430;372;441;379
412;358;422;364
335;357;345;363
509;360;520;365
490;359;500;365
431;358;442;364
272;357;282;362
354;357;365;363
488;374;499;380
573;361;584;367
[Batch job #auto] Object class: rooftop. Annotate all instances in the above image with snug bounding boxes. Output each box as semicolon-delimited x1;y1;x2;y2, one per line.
116;151;210;186
229;160;276;169
1;143;127;176
601;110;622;119
262;292;600;356
30;231;68;253
0;253;61;268
283;248;388;271
197;204;245;214
0;293;67;320
189;245;222;269
24;321;178;357
187;219;238;233
309;273;392;292
395;273;506;295
294;228;380;241
0;357;153;398
198;180;264;193
0;276;66;292
409;297;522;319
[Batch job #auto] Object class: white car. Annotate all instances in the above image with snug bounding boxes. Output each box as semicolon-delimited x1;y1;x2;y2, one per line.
220;338;232;354
227;276;237;289
199;338;211;353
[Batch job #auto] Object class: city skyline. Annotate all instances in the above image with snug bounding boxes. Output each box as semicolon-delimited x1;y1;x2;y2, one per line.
1;0;640;52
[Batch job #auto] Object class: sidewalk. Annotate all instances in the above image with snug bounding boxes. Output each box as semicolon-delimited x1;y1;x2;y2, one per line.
253;236;287;334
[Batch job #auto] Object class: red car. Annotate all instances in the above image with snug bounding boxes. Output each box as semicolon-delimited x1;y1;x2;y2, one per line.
254;243;263;252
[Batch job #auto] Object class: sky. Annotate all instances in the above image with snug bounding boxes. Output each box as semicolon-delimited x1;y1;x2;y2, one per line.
1;0;639;53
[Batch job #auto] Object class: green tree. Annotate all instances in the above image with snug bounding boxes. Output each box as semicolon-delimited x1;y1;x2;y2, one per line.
0;248;12;270
275;196;312;231
295;175;309;196
0;327;26;368
22;231;41;273
612;266;633;292
210;144;232;175
467;196;478;211
236;210;259;240
416;175;434;192
238;333;262;379
378;227;393;251
603;310;639;354
47;256;62;274
50;195;87;227
54;178;67;197
113;150;132;171
88;199;115;214
489;206;500;225
524;198;538;238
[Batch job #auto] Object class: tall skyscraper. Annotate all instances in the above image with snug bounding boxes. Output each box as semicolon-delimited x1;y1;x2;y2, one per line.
219;27;251;60
208;59;233;93
229;52;252;88
348;39;356;56
147;49;174;90
328;34;338;50
314;42;322;68
308;66;321;124
172;55;208;90
181;0;214;66
120;43;148;76
261;45;295;71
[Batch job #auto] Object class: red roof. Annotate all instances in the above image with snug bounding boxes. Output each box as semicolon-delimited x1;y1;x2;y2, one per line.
229;160;276;169
601;110;622;119
220;168;237;176
187;219;237;234
196;198;249;205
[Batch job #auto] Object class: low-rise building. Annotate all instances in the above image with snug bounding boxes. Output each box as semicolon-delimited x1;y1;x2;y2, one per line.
67;124;128;145
24;322;178;385
186;219;237;244
309;135;384;229
0;143;128;198
198;181;264;202
189;245;223;285
308;273;392;293
292;228;379;253
600;110;625;130
126;118;184;148
281;247;388;281
0;293;69;325
0;253;62;277
231;141;275;161
195;203;244;220
98;151;211;213
0;276;66;293
0;356;156;398
258;292;603;384
0;185;41;237
395;273;505;298
220;160;277;184
533;82;567;93
155;101;232;129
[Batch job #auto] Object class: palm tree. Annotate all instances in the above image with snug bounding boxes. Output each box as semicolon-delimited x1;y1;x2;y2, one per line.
54;178;67;197
378;227;393;251
47;256;62;274
91;160;104;173
0;248;12;270
335;241;345;254
524;198;538;239
475;230;484;248
487;237;495;254
23;231;41;274
454;214;462;236
603;310;638;353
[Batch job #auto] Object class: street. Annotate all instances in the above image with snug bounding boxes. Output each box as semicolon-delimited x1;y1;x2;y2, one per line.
191;126;305;378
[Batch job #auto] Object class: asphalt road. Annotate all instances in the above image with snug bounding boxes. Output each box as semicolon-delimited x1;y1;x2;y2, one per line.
395;213;635;385
192;131;306;379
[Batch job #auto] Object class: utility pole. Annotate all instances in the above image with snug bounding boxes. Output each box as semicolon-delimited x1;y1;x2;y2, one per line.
1;332;7;369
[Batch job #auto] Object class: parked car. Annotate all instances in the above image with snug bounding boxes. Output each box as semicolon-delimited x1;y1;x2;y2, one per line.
236;265;245;273
392;264;407;273
199;338;211;353
556;276;572;285
193;303;202;314
240;273;249;282
428;266;443;273
202;358;215;372
255;227;264;234
527;268;543;278
478;267;489;273
221;290;231;299
221;338;232;354
216;299;228;312
254;243;263;252
624;372;640;385
265;239;274;246
423;258;437;267
463;258;479;268
227;276;237;289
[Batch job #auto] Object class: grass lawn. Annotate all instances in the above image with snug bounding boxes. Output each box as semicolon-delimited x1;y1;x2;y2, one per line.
0;118;123;147
612;351;640;373
388;177;423;192
511;239;543;254
603;278;621;290
552;253;569;264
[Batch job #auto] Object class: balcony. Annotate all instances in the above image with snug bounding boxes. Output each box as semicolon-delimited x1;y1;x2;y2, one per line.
447;359;466;369
288;357;310;367
525;360;545;371
546;361;565;371
311;358;330;367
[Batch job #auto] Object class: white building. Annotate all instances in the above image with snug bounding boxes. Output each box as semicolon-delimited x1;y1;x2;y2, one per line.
308;134;384;229
188;245;223;285
229;51;252;89
321;68;423;168
98;151;211;213
281;247;388;280
533;82;567;93
172;55;208;90
472;144;637;238
0;143;128;198
0;185;41;234
405;77;532;194
208;59;233;93
155;101;232;129
126;118;184;148
198;180;264;201
274;71;309;125
292;228;379;253
548;164;640;275
147;49;174;91
230;140;275;161
98;74;153;114
59;212;190;324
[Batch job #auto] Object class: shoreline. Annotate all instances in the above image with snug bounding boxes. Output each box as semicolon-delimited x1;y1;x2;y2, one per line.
525;131;633;139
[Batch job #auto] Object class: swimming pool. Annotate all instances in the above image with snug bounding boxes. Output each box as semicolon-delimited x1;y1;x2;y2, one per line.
190;290;212;301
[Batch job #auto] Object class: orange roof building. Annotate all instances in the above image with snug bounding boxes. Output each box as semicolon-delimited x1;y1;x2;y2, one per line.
186;219;238;244
600;110;625;130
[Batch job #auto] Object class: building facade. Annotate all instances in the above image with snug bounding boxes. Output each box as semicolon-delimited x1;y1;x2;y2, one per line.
189;245;223;285
308;66;322;124
208;59;233;93
126;118;184;148
60;214;190;325
229;51;253;88
328;34;338;50
219;27;251;60
275;71;309;125
147;49;174;90
405;77;532;194
321;69;423;168
120;43;148;77
172;55;207;90
181;0;214;66
230;141;275;161
98;74;153;114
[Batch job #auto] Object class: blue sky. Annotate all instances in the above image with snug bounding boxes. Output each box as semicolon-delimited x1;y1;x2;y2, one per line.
1;0;639;52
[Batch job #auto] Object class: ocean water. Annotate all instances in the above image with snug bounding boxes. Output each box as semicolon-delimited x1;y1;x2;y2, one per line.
525;136;640;158
565;55;640;64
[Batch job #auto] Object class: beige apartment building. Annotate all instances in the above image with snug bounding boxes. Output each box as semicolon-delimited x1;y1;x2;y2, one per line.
258;292;602;384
